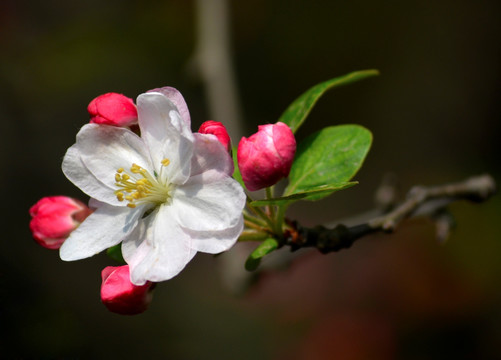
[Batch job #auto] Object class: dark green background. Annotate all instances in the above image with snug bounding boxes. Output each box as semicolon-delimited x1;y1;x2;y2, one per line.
2;0;500;358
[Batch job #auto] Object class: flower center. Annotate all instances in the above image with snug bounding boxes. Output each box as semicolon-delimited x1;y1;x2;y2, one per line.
114;159;173;208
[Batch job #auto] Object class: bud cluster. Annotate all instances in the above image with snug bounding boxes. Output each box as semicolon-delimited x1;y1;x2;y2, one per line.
29;88;296;315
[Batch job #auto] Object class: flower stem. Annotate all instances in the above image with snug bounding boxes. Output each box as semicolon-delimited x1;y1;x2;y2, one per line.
238;230;270;242
246;197;275;230
265;186;275;221
244;219;269;232
274;205;287;238
243;211;268;227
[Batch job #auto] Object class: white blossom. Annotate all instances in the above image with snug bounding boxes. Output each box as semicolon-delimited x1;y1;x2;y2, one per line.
60;88;245;285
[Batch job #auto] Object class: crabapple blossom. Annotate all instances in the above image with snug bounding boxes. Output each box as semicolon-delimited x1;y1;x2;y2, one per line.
101;265;154;315
29;196;92;250
237;122;296;191
88;92;138;127
60;87;245;285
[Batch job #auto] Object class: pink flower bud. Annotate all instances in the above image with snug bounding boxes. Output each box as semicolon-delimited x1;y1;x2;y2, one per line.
237;122;296;191
198;120;232;152
29;196;92;249
100;265;155;315
88;93;138;127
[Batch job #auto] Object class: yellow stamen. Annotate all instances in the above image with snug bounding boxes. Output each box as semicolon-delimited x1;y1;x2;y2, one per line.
131;164;142;173
113;160;174;208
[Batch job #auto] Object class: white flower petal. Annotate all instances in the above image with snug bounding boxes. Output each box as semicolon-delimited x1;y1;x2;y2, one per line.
78;123;152;183
186;216;243;254
87;197;105;210
191;133;233;177
173;173;245;231
147;87;191;125
128;205;196;285
121;212;150;263
63;124;153;206
137;92;194;184
62;145;120;205
60;203;144;261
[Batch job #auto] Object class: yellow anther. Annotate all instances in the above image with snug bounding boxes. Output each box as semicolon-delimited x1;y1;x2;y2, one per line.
131;164;141;173
116;192;124;201
122;174;130;181
125;195;133;201
117;168;124;173
115;173;121;182
127;203;136;208
161;158;170;166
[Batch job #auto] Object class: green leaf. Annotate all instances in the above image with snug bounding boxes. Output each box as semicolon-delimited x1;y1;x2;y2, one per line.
245;238;279;271
106;244;125;264
250;182;357;207
232;146;245;188
279;69;379;133
285;125;372;200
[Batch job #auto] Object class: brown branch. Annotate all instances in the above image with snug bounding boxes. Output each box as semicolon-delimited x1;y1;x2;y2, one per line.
285;174;496;253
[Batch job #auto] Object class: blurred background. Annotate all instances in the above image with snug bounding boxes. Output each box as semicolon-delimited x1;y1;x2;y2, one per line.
1;0;500;358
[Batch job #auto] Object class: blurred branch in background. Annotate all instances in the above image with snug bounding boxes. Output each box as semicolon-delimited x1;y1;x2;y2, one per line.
192;0;244;139
190;0;260;295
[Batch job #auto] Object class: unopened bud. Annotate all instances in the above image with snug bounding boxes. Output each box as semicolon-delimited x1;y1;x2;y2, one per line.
29;196;92;249
100;265;155;315
237;122;296;191
88;93;138;127
199;120;232;152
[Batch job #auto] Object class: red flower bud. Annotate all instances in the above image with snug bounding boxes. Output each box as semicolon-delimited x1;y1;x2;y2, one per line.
237;122;296;191
29;196;92;249
88;93;138;127
100;265;155;315
198;120;232;152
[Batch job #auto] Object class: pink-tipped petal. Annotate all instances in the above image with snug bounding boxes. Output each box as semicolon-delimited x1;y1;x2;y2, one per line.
147;86;191;125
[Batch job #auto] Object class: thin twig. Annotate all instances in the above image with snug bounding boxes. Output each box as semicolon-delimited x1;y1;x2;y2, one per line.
286;174;496;253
